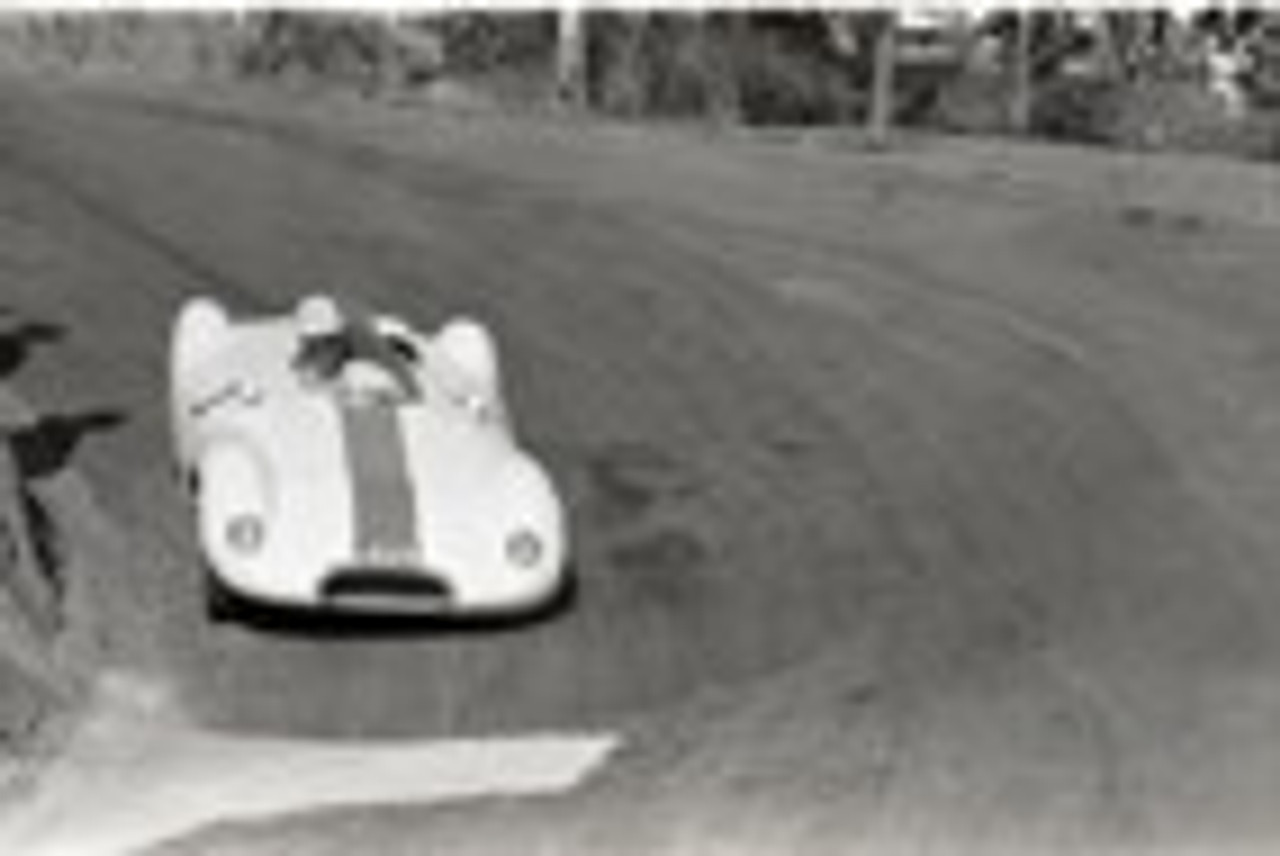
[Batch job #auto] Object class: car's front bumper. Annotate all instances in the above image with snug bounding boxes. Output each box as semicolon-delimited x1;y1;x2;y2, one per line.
216;557;565;618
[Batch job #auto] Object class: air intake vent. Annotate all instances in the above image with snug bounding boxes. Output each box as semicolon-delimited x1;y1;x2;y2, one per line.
322;569;452;607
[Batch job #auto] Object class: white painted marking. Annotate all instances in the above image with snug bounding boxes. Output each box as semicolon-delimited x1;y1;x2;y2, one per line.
0;673;619;856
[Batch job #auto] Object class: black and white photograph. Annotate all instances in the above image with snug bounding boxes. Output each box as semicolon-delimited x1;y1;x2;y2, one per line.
0;2;1279;853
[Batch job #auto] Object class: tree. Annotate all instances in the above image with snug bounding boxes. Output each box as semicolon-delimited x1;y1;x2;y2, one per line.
867;11;897;145
555;2;587;109
1008;9;1033;131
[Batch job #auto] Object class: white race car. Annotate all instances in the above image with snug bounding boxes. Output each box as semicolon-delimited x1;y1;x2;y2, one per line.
170;295;569;620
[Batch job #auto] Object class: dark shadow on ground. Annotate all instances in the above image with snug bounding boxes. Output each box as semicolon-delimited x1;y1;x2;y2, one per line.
20;485;65;601
9;408;128;481
0;320;63;379
210;571;580;640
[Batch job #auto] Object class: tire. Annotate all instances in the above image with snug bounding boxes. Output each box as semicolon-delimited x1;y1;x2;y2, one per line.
205;572;239;624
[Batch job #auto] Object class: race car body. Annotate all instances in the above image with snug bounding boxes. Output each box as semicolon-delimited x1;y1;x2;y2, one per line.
170;295;568;618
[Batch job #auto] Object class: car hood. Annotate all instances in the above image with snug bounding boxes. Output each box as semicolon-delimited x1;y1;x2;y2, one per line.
212;389;522;593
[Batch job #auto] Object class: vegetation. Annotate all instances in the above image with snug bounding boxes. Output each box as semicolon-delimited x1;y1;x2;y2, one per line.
2;9;1279;160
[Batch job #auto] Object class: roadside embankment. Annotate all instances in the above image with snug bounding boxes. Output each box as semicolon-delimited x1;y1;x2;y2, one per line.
0;395;73;793
865;132;1280;230
0;387;104;809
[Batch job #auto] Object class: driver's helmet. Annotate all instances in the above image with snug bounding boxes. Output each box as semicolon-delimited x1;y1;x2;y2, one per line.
297;294;343;341
340;358;400;399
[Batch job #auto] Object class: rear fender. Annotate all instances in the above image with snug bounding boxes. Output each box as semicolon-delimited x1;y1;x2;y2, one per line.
438;317;501;397
436;317;510;426
173;297;230;383
171;297;231;465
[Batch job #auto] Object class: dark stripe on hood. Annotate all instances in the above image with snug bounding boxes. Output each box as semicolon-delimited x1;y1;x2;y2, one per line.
340;404;420;561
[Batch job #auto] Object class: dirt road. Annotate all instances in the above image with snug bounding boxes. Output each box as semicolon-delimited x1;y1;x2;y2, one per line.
4;79;1280;853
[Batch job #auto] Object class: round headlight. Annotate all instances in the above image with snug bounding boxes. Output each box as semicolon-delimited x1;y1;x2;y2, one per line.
225;514;266;555
506;529;544;569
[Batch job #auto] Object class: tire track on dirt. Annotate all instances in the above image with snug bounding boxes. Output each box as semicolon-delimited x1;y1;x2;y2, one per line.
11;85;915;737
607;181;1280;842
10;82;1280;848
0;124;263;311
528;196;1158;839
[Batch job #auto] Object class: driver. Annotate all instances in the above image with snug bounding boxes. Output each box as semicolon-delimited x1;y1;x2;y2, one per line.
293;295;418;400
294;295;348;383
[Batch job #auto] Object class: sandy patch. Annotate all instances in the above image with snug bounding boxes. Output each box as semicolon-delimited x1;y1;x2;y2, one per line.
0;670;619;856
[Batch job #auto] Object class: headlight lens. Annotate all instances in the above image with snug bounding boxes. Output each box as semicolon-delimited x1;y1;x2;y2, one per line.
506;529;544;569
225;514;266;555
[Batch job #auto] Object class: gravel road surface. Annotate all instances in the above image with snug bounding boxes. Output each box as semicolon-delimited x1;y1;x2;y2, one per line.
3;79;1280;853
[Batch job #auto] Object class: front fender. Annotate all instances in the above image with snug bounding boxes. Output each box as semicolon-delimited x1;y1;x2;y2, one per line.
501;457;568;576
197;441;273;570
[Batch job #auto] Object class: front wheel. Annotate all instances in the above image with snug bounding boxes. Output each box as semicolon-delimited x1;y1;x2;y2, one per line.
205;571;239;624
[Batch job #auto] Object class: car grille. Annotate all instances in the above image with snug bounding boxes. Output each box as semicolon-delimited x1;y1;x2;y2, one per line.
321;567;453;610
